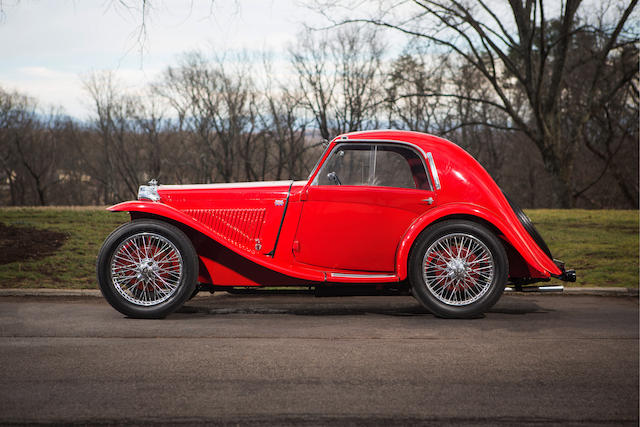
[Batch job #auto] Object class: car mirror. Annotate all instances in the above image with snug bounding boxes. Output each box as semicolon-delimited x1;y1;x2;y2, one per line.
327;172;341;185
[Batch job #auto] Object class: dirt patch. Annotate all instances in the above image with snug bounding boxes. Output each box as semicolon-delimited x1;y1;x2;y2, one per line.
0;222;68;264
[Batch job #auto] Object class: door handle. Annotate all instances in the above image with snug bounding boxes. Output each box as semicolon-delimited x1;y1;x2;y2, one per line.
421;197;434;205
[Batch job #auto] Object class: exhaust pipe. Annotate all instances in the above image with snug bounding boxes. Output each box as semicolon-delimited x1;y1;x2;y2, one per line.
505;285;564;293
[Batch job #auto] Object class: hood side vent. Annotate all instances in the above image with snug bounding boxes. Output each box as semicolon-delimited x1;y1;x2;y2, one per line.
183;208;266;253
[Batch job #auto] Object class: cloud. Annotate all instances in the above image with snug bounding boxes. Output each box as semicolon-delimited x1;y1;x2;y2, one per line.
17;67;70;79
1;67;82;115
0;0;341;118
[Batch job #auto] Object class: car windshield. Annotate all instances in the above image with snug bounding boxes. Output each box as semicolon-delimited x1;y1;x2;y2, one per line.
307;142;332;180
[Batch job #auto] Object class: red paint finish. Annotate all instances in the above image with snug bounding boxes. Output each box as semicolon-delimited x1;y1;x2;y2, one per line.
109;130;566;287
185;208;266;253
195;238;309;287
295;186;435;271
158;182;291;256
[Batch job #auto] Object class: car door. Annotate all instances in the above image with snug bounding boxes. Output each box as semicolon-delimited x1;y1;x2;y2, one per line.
293;142;436;272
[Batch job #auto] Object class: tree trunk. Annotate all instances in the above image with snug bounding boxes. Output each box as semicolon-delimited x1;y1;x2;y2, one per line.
610;164;639;208
35;178;46;206
539;143;575;208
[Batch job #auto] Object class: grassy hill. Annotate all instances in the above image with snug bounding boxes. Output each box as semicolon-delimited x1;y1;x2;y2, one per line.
0;207;637;289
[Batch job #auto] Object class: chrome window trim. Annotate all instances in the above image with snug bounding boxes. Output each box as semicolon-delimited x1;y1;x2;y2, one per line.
426;152;441;190
307;143;332;180
314;139;433;191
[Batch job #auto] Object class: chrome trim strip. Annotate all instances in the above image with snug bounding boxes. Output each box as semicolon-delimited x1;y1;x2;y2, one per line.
161;180;294;190
426;152;441;190
330;272;396;279
335;138;428;161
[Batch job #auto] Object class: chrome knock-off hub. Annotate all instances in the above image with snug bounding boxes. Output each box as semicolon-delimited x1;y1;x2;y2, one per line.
137;258;159;282
446;258;468;280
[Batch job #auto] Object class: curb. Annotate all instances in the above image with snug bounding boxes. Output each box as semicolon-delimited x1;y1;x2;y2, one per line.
562;287;639;297
504;287;639;297
0;287;637;298
0;289;103;297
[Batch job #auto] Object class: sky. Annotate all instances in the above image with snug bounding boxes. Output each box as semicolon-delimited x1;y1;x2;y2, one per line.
0;0;329;119
2;0;622;121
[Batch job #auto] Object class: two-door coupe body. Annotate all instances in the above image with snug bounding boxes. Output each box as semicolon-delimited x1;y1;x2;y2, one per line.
97;130;575;318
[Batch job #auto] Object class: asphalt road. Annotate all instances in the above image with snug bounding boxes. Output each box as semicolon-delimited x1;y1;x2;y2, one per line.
0;293;637;426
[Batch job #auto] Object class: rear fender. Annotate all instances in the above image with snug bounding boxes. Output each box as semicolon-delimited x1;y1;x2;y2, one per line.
395;203;562;280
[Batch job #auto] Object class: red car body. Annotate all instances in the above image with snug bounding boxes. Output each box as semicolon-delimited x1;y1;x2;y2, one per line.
108;130;571;290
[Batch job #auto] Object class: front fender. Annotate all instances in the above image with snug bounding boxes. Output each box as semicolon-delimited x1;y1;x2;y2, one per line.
107;201;325;282
109;201;208;234
395;203;562;280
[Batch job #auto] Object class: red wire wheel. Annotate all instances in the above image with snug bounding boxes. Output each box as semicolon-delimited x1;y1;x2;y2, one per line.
410;220;508;318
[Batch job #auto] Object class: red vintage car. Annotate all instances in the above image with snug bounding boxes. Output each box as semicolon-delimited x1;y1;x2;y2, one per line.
97;130;575;318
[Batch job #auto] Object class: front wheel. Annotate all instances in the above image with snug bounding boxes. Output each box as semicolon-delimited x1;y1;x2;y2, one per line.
96;219;198;318
409;220;508;318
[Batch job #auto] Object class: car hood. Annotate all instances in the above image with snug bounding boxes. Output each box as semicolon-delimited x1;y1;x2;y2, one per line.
156;180;307;207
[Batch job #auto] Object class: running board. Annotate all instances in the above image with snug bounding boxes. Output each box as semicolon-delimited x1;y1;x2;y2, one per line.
505;285;564;293
329;273;396;279
326;272;399;283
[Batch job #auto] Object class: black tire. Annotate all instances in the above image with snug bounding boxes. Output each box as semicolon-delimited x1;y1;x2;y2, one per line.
96;219;198;318
503;192;553;259
409;220;508;318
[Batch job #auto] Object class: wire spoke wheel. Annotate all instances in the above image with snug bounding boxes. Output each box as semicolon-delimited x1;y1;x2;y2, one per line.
110;232;184;307
422;233;495;306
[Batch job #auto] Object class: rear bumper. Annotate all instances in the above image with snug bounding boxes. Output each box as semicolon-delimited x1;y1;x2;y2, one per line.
552;259;576;282
506;259;575;293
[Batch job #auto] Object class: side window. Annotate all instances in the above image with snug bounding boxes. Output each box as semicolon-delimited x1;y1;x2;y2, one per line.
375;145;430;190
315;143;431;190
314;144;372;186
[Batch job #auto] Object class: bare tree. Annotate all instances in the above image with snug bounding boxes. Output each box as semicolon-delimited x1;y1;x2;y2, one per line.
320;0;638;207
129;90;172;181
290;25;385;140
84;71;176;201
260;87;314;180
385;53;465;134
290;30;337;141
576;61;639;207
84;71;138;201
0;87;21;204
0;87;68;205
156;52;260;183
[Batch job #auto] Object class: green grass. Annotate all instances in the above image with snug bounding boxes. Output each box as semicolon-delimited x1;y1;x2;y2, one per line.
0;207;129;288
0;207;637;289
527;209;638;288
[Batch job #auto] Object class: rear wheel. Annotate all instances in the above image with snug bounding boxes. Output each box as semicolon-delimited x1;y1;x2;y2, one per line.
97;219;198;318
409;220;508;318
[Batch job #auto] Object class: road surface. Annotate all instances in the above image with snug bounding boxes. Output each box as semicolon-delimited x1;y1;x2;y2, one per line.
0;293;637;425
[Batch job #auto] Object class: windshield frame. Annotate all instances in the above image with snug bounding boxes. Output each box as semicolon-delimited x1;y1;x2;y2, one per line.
307;142;333;181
